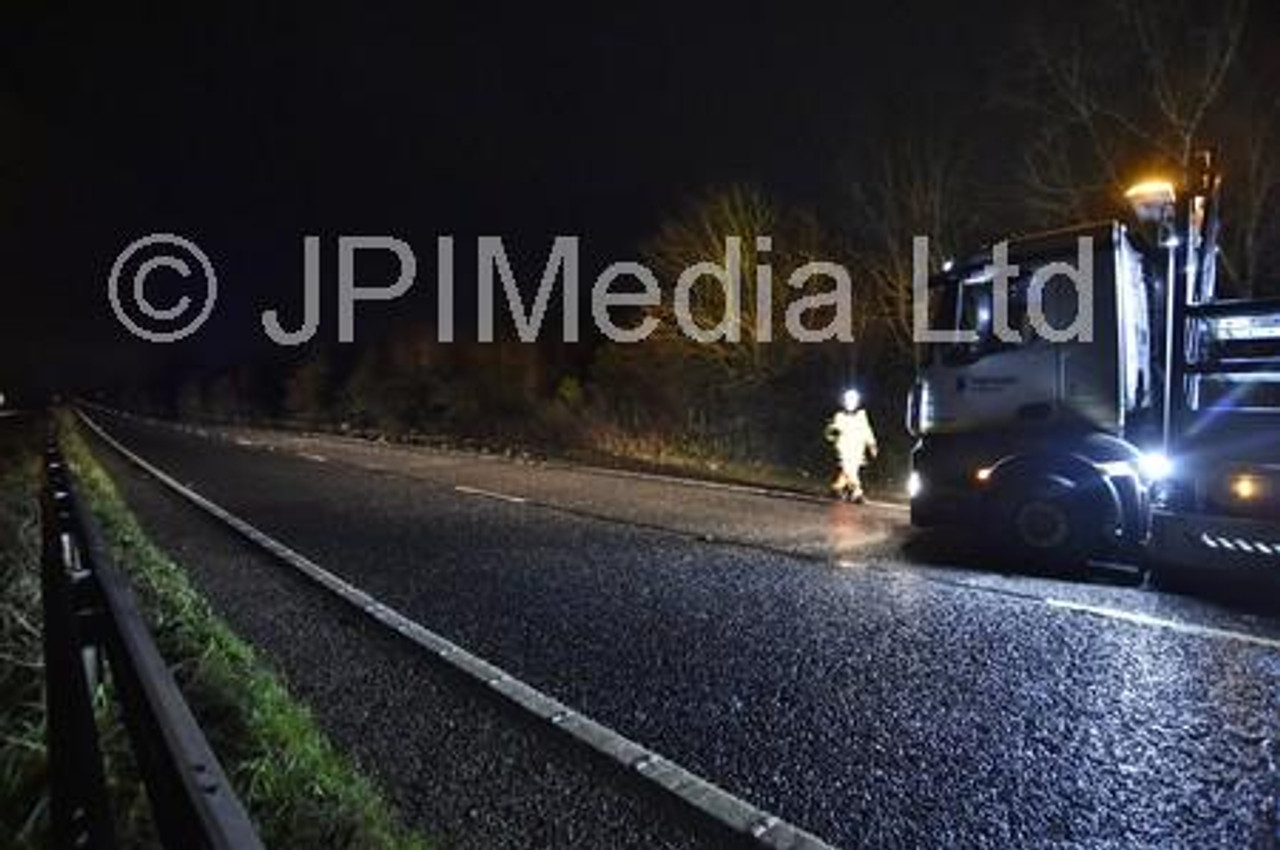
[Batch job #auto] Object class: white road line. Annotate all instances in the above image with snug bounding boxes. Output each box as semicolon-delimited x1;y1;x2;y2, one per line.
84;404;1279;654
558;461;911;513
299;453;327;463
455;484;527;504
80;402;912;514
74;407;836;850
1043;598;1280;651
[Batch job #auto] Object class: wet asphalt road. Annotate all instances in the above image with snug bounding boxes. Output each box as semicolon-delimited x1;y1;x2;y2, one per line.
87;432;732;850
87;410;1280;849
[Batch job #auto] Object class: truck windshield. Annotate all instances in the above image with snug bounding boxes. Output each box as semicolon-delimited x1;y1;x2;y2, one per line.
927;256;1084;366
935;271;1034;365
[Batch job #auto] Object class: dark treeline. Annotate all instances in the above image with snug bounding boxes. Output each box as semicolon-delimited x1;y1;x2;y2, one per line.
113;1;1280;492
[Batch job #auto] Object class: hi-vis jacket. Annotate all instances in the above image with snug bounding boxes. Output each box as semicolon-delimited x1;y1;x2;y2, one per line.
826;409;878;468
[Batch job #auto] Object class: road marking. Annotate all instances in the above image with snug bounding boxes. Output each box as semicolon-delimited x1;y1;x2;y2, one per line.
81;404;1280;655
1043;598;1280;651
455;484;527;504
300;453;327;463
560;461;911;513
575;467;909;513
75;407;836;850
79;402;911;515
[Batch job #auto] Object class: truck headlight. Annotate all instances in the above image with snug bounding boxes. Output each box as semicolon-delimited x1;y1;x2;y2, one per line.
1138;452;1174;481
907;471;923;499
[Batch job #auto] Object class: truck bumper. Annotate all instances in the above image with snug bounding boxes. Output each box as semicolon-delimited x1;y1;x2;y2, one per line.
1149;510;1280;572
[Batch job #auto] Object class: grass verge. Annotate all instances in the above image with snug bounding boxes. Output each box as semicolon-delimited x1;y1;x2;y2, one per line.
58;410;429;850
0;415;158;846
0;416;47;848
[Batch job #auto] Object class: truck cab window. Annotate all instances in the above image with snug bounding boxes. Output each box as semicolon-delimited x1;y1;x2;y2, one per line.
941;271;1035;365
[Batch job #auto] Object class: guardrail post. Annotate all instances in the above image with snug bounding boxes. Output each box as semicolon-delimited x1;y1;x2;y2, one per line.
42;441;117;850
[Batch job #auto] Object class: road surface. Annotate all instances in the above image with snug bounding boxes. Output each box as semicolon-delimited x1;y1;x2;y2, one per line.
83;409;1280;849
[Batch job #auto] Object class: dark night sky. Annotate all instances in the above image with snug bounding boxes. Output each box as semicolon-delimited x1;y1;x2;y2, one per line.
0;1;1012;398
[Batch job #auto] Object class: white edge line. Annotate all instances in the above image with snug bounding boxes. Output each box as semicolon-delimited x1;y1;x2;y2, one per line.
73;407;841;850
74;404;1280;654
454;484;527;504
1043;597;1280;651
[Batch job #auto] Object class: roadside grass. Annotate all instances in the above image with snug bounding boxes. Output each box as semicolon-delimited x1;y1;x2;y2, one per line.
0;417;48;848
0;415;158;847
568;424;834;494
58;411;429;850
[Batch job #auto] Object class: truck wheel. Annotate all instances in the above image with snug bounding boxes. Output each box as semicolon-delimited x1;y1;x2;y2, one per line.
997;476;1110;573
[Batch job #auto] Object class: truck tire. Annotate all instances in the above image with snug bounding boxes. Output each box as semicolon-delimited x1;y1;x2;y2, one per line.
993;467;1119;573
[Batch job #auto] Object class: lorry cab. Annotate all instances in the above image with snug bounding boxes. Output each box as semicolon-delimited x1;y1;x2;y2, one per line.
908;154;1280;578
907;222;1161;565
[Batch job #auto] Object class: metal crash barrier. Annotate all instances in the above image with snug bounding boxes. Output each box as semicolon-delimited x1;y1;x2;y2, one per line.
41;433;264;850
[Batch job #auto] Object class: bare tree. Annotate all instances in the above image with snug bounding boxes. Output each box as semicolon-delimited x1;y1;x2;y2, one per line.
1219;82;1280;293
844;135;973;355
1019;0;1247;215
1128;0;1247;166
1012;0;1280;293
589;185;850;464
642;184;838;383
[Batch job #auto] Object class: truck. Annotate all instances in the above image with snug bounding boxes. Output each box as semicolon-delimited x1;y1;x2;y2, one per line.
905;151;1280;579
